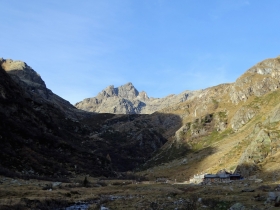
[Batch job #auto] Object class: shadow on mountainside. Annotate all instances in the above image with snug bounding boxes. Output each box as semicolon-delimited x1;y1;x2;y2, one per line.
140;143;218;181
79;112;183;172
0;66;114;179
137;112;227;180
93;112;227;183
0;63;231;181
0;64;186;179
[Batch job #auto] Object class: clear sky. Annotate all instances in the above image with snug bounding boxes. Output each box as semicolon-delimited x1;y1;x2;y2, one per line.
1;0;280;104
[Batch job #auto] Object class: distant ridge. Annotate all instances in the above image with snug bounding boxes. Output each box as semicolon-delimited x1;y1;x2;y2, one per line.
75;82;199;114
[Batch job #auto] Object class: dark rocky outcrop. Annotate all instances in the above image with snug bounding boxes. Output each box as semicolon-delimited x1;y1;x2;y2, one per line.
0;62;117;178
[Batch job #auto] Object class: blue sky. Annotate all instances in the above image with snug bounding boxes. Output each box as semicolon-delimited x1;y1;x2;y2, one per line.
1;0;280;104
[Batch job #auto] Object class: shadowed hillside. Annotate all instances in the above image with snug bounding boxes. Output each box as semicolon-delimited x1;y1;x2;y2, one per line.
0;64;114;178
0;61;182;178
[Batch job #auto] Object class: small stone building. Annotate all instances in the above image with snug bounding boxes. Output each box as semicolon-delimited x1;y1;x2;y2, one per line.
203;170;242;184
203;174;220;184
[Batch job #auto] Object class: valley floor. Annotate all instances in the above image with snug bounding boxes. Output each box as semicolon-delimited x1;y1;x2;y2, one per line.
1;176;280;209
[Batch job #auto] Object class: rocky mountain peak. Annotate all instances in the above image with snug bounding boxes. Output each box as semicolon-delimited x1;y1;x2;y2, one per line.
1;58;46;88
75;82;199;114
0;58;76;118
230;57;280;104
137;91;149;101
247;57;280;75
117;82;139;99
1;59;26;70
99;85;117;98
97;82;139;100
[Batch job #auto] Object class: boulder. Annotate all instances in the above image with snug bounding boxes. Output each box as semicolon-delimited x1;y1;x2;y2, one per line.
267;192;280;201
229;202;245;210
52;182;62;187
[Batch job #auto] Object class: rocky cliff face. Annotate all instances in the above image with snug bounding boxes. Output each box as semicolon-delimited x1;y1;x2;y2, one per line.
75;82;198;114
0;58;82;120
229;56;280;104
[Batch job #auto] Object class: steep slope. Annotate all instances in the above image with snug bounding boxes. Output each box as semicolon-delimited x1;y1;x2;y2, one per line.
0;59;172;178
1;58;82;119
138;56;280;182
75;82;200;114
0;63;116;178
230;56;280;104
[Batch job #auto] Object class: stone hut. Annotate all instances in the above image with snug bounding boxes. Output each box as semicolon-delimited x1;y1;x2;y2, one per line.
203;170;242;184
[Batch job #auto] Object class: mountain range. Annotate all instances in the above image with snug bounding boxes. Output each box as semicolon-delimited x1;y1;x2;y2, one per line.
1;56;280;182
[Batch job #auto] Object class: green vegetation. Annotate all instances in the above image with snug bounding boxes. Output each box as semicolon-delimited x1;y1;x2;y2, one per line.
217;111;227;120
212;98;219;109
191;128;233;151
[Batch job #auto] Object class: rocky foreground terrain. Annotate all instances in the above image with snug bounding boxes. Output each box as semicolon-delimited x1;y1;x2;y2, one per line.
2;56;280;209
1;175;280;210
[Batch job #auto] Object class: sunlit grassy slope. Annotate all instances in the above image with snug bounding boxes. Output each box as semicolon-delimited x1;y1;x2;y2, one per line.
138;57;280;182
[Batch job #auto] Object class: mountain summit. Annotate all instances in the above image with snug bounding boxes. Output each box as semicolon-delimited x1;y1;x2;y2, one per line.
75;83;197;114
98;82;140;100
0;58;79;118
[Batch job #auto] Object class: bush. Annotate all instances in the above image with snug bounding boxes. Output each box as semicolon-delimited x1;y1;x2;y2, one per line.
83;176;90;187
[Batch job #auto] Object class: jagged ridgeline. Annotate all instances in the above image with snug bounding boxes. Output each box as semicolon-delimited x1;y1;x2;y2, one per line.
2;56;280;181
75;82;198;114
